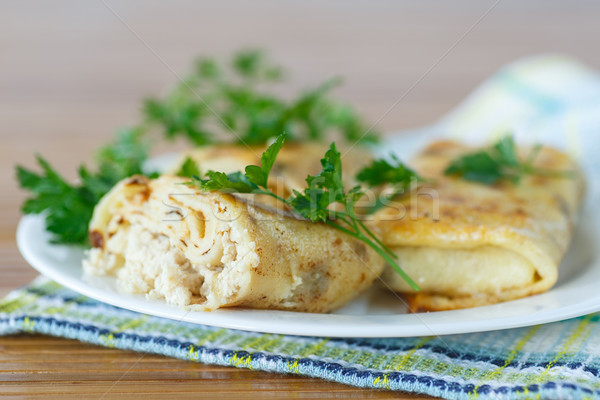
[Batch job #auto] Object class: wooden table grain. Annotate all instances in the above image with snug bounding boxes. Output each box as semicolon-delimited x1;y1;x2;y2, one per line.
2;1;600;398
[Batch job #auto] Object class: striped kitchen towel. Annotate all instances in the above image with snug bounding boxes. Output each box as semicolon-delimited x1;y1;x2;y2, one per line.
4;54;600;400
2;278;600;399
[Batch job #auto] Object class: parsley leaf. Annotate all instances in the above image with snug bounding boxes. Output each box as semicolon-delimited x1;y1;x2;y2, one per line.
17;156;100;245
244;134;286;187
233;49;284;81
356;155;422;213
193;135;288;193
493;136;520;167
143;50;379;146
195;171;257;193
16;129;156;245
446;152;508;184
175;157;201;178
445;135;573;185
357;155;419;188
143;99;212;146
16;49;380;246
188;134;420;291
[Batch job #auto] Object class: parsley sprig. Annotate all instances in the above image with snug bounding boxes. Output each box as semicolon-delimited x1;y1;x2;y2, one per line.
16;129;157;245
356;155;421;213
175;157;201;179
189;134;420;290
16;50;379;245
143;50;379;145
445;136;573;185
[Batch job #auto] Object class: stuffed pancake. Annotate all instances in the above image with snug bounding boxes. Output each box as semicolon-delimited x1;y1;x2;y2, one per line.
373;141;584;311
83;175;384;312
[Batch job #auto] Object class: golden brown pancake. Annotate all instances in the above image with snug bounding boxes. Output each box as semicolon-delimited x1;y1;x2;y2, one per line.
372;140;585;311
83;175;384;313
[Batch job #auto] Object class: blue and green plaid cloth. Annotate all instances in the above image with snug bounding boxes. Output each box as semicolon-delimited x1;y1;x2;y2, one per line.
4;55;600;400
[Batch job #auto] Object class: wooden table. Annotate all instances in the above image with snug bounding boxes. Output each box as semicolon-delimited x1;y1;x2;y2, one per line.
1;1;599;397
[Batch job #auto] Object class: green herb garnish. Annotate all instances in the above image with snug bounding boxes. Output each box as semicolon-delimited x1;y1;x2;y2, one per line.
356;155;422;213
356;155;419;187
143;49;379;146
16;129;156;245
175;157;201;178
16;49;379;245
189;134;419;290
445;136;572;185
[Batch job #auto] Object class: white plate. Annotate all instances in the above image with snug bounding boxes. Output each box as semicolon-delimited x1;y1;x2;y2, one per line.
12;127;600;337
16;160;600;338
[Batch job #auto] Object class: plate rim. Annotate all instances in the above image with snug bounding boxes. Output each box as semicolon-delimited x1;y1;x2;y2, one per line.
15;213;600;338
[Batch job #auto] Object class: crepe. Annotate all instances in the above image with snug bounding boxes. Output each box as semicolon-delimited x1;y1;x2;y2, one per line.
83;175;384;312
372;140;584;311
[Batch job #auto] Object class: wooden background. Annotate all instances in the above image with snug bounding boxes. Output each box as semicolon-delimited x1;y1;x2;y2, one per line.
2;1;600;398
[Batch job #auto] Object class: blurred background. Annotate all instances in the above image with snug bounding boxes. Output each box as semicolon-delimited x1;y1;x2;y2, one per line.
2;0;600;272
